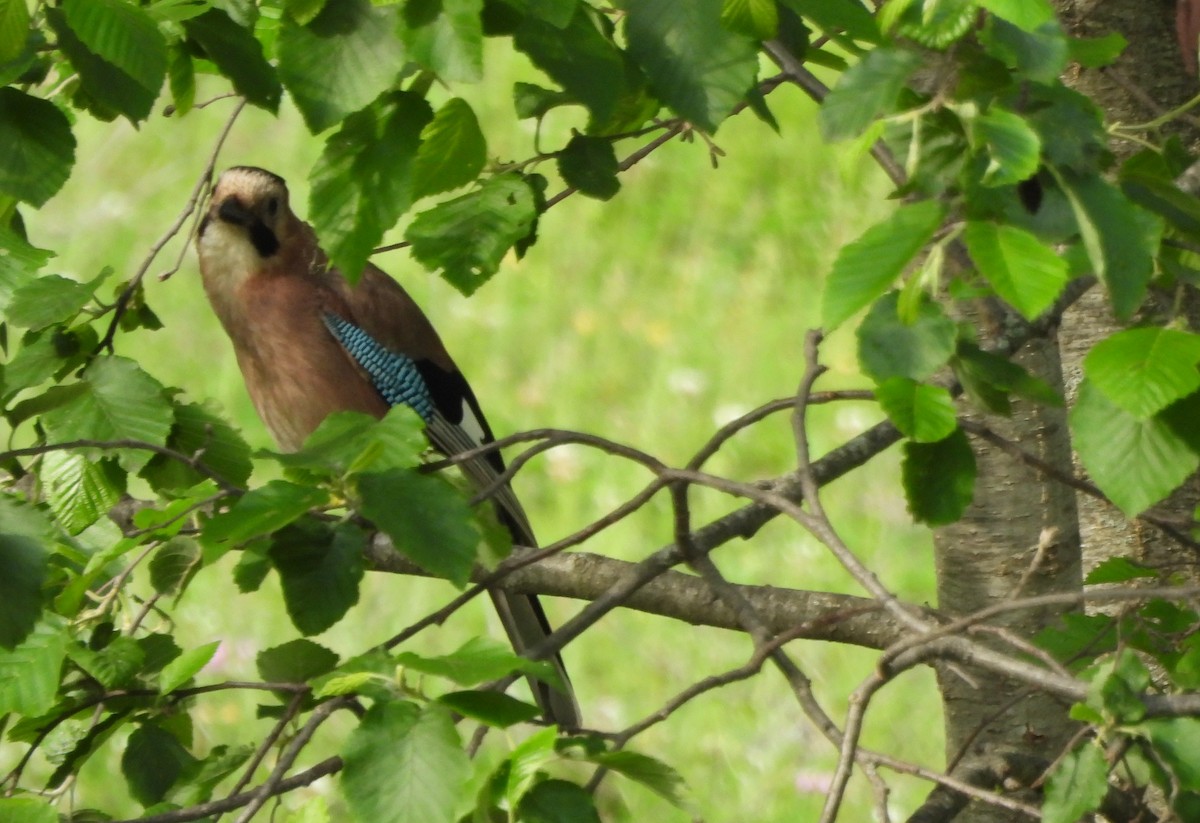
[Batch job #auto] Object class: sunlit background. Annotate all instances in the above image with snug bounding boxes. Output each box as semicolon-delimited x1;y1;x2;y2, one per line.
12;46;942;822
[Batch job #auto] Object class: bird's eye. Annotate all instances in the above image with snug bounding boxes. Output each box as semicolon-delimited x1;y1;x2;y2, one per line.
266;197;279;217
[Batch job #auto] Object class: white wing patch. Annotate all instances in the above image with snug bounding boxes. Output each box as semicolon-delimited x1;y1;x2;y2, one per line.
459;399;487;446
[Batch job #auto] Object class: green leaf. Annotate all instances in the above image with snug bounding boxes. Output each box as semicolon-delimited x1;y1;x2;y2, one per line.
505;726;558;806
69;636;145;688
149;537;202;597
48;7;157;123
0;619;67;714
412;97;486;199
183;9;282;111
405;173;540;295
720;0;778;39
269;521;365;636
819;47;921;141
963;221;1068;319
1070;379;1199;516
358;468;480;586
437;690;540;727
512;6;626;128
6;270;108;329
971;106;1041;187
140;400;253;492
588;750;688;808
979;18;1068;84
279;407;427;476
0;0;30;63
286;0;329;25
202;480;330;548
822;201;946;330
166;44;195;116
1067;32;1126;68
779;0;879;42
513;81;572;119
0;225;53;309
556;134;620;201
1057;169;1156;319
122;722;196;807
0;515;51;642
41;452;125;535
278;0;406;133
0;88;75;206
0;798;57;823
310;93;432;280
257;639;339;684
625;0;760;133
518;779;602;823
138;633;183;675
401;0;483;83
62;0;167;100
395;637;557;688
1083;328;1200;419
902;427;976;525
41;356;173;472
976;0;1053;32
341;702;469;823
856;291;957;382
159;641;220;694
875;379;957;443
1084;557;1156;585
1043;743;1107;823
952;342;1063;413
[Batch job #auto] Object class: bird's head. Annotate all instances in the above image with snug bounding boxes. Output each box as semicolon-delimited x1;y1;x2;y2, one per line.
198;166;299;267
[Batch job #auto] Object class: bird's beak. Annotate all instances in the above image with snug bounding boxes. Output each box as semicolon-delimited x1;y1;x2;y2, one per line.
217;197;253;227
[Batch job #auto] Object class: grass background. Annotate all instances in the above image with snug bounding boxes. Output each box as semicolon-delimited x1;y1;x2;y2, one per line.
8;49;943;822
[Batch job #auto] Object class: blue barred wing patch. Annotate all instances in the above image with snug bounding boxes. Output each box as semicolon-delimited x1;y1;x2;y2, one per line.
322;313;436;422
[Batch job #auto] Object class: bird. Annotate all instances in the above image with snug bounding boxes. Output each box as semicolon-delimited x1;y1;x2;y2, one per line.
195;165;579;728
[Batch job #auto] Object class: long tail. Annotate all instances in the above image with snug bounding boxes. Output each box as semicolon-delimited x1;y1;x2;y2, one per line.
489;588;580;728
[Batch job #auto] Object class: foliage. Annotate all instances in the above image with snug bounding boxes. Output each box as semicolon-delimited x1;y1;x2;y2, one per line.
1;0;1200;820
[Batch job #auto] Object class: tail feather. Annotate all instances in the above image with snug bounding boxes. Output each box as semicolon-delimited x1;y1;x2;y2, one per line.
489;589;580;729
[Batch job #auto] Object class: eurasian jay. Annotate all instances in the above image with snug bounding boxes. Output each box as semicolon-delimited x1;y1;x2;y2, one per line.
195;165;579;727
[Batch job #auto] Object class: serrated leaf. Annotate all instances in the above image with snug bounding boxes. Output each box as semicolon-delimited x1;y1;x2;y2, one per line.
589;750;688;807
1043;743;1107;823
1084;557;1157;585
149;537;202;597
183;8;281;111
822;201;946;330
0;798;57;823
395;636;558;688
857;291;957;381
412;97;486;199
875;379;957;443
963;221;1068;319
122;722;196;807
6;270;107;330
341;702;469;823
438;690;540;727
48;7;157;123
257;639;339;684
1071;379;1199;516
972;106;1041;187
902;427;976;525
0;88;76;206
1057;169;1156;319
41;452;124;535
953;342;1063;413
358;468;479;586
976;0;1053;32
278;0;406;133
277;407;427;476
979;18;1068;84
70;636;145;689
625;0;759;133
720;0;778;39
819;47;921;141
41;356;172;473
269;522;365;636
202;480;329;548
405;174;539;295
140;399;253;492
518;779;602;823
166;43;194;116
62;0;167;99
780;0;879;42
402;0;483;83
160;641;219;694
1083;328;1200;419
310;93;432;280
138;633;182;675
512;6;626;128
506;726;559;806
0;618;65;714
557;134;620;201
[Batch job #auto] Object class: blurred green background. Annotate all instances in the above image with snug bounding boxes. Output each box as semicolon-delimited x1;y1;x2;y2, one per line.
12;49;942;821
